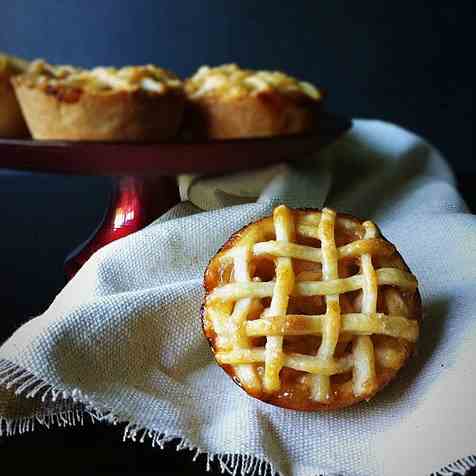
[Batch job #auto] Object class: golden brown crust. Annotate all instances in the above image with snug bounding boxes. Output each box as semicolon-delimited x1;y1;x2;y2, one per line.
184;64;323;139
12;62;185;141
12;79;185;141
201;208;422;411
0;76;29;138
0;54;29;138
17;61;182;92
185;92;318;139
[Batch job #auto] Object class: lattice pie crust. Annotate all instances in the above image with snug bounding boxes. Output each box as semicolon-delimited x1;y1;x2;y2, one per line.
202;206;421;411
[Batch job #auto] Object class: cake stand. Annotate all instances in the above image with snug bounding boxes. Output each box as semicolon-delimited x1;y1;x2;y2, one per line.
0;113;351;278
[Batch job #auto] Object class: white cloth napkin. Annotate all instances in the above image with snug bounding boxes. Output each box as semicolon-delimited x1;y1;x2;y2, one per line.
1;120;475;476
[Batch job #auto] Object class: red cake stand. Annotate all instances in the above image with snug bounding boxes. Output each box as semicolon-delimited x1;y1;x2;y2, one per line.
0;113;351;278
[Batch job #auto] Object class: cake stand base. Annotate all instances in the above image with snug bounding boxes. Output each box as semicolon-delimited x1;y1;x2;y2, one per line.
64;175;179;278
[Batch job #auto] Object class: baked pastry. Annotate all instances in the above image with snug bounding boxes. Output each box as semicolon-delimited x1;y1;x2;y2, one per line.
12;60;185;141
0;53;29;138
184;64;323;139
202;205;421;410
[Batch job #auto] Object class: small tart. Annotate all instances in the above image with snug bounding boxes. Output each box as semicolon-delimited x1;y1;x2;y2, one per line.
202;205;422;411
0;53;29;138
12;60;185;141
184;64;323;139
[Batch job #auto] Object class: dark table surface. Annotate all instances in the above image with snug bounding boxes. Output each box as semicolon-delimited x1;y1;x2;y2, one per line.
0;171;475;475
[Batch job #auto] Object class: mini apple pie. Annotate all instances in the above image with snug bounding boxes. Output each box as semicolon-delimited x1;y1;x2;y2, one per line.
202;206;421;410
184;64;323;139
12;60;185;141
0;53;29;138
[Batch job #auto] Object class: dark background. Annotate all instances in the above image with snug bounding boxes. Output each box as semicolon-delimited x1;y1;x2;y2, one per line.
1;1;474;474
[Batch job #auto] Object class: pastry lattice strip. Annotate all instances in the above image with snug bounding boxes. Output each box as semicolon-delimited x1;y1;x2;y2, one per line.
209;268;416;302
311;208;340;401
352;221;378;396
262;205;295;392
244;312;418;341
227;245;262;393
